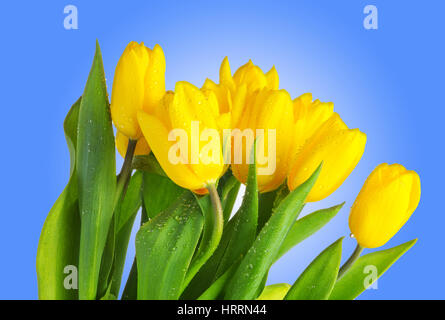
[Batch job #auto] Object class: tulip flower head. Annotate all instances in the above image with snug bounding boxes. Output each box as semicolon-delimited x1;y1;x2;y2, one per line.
349;163;421;248
111;42;166;140
137;82;226;192
288;107;366;202
230;88;294;193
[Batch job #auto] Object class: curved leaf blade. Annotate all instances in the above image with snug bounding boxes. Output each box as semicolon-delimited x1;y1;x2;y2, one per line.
285;237;343;300
224;164;322;299
77;41;116;300
36;98;81;300
108;171;143;297
275;203;344;262
329;239;417;300
136;192;204;299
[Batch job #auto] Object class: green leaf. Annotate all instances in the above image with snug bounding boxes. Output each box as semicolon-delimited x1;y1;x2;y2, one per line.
121;207;148;300
121;259;138;300
217;170;241;224
329;239;417;300
136;192;204;299
257;283;291;300
197;260;240;300
132;153;166;176
257;190;277;233
77;41;116;300
224;164;322;299
108;171;143;297
121;173;183;300
215;156;258;278
37;97;81;300
275;203;344;262
257;184;289;234
285;237;343;300
142;171;185;219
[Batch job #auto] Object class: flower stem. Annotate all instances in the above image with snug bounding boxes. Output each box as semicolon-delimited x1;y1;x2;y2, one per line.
337;242;364;280
208;183;224;241
113;139;137;210
182;183;224;290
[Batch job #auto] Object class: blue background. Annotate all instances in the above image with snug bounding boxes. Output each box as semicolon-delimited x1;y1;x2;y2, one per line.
0;0;443;299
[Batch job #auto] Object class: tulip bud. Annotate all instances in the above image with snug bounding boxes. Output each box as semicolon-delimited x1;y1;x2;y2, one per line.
231;89;294;193
115;131;150;158
137;82;225;192
111;42;166;140
349;163;421;248
288;113;366;202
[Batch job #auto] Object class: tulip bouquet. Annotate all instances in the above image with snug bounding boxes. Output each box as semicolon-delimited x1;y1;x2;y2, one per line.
37;41;420;300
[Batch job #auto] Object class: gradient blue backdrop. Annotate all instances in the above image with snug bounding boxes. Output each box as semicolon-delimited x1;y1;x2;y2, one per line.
0;0;443;299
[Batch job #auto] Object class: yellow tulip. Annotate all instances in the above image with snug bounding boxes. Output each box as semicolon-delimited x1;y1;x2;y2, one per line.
115;131;150;158
231;88;294;193
110;42;166;140
288;113;366;202
137;82;225;192
349;163;421;248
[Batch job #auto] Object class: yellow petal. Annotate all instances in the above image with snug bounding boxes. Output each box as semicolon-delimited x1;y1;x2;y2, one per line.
143;44;166;113
265;66;279;90
219;56;236;93
288;127;366;202
231;89;294;193
233;60;268;94
110;42;148;139
115;131;150;158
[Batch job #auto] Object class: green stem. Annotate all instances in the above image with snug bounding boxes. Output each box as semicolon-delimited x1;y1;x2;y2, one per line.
113;139;137;210
182;183;224;290
208;183;224;239
337;242;364;280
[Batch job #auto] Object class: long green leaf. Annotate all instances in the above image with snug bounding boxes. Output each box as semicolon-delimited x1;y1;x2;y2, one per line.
108;171;143;297
121;207;148;300
224;164;322;299
329;239;417;300
77;41;116;300
285;237;343;300
121;172;184;299
36;97;81;300
275;203;344;262
215;157;258;278
257;184;289;234
136;192;204;299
